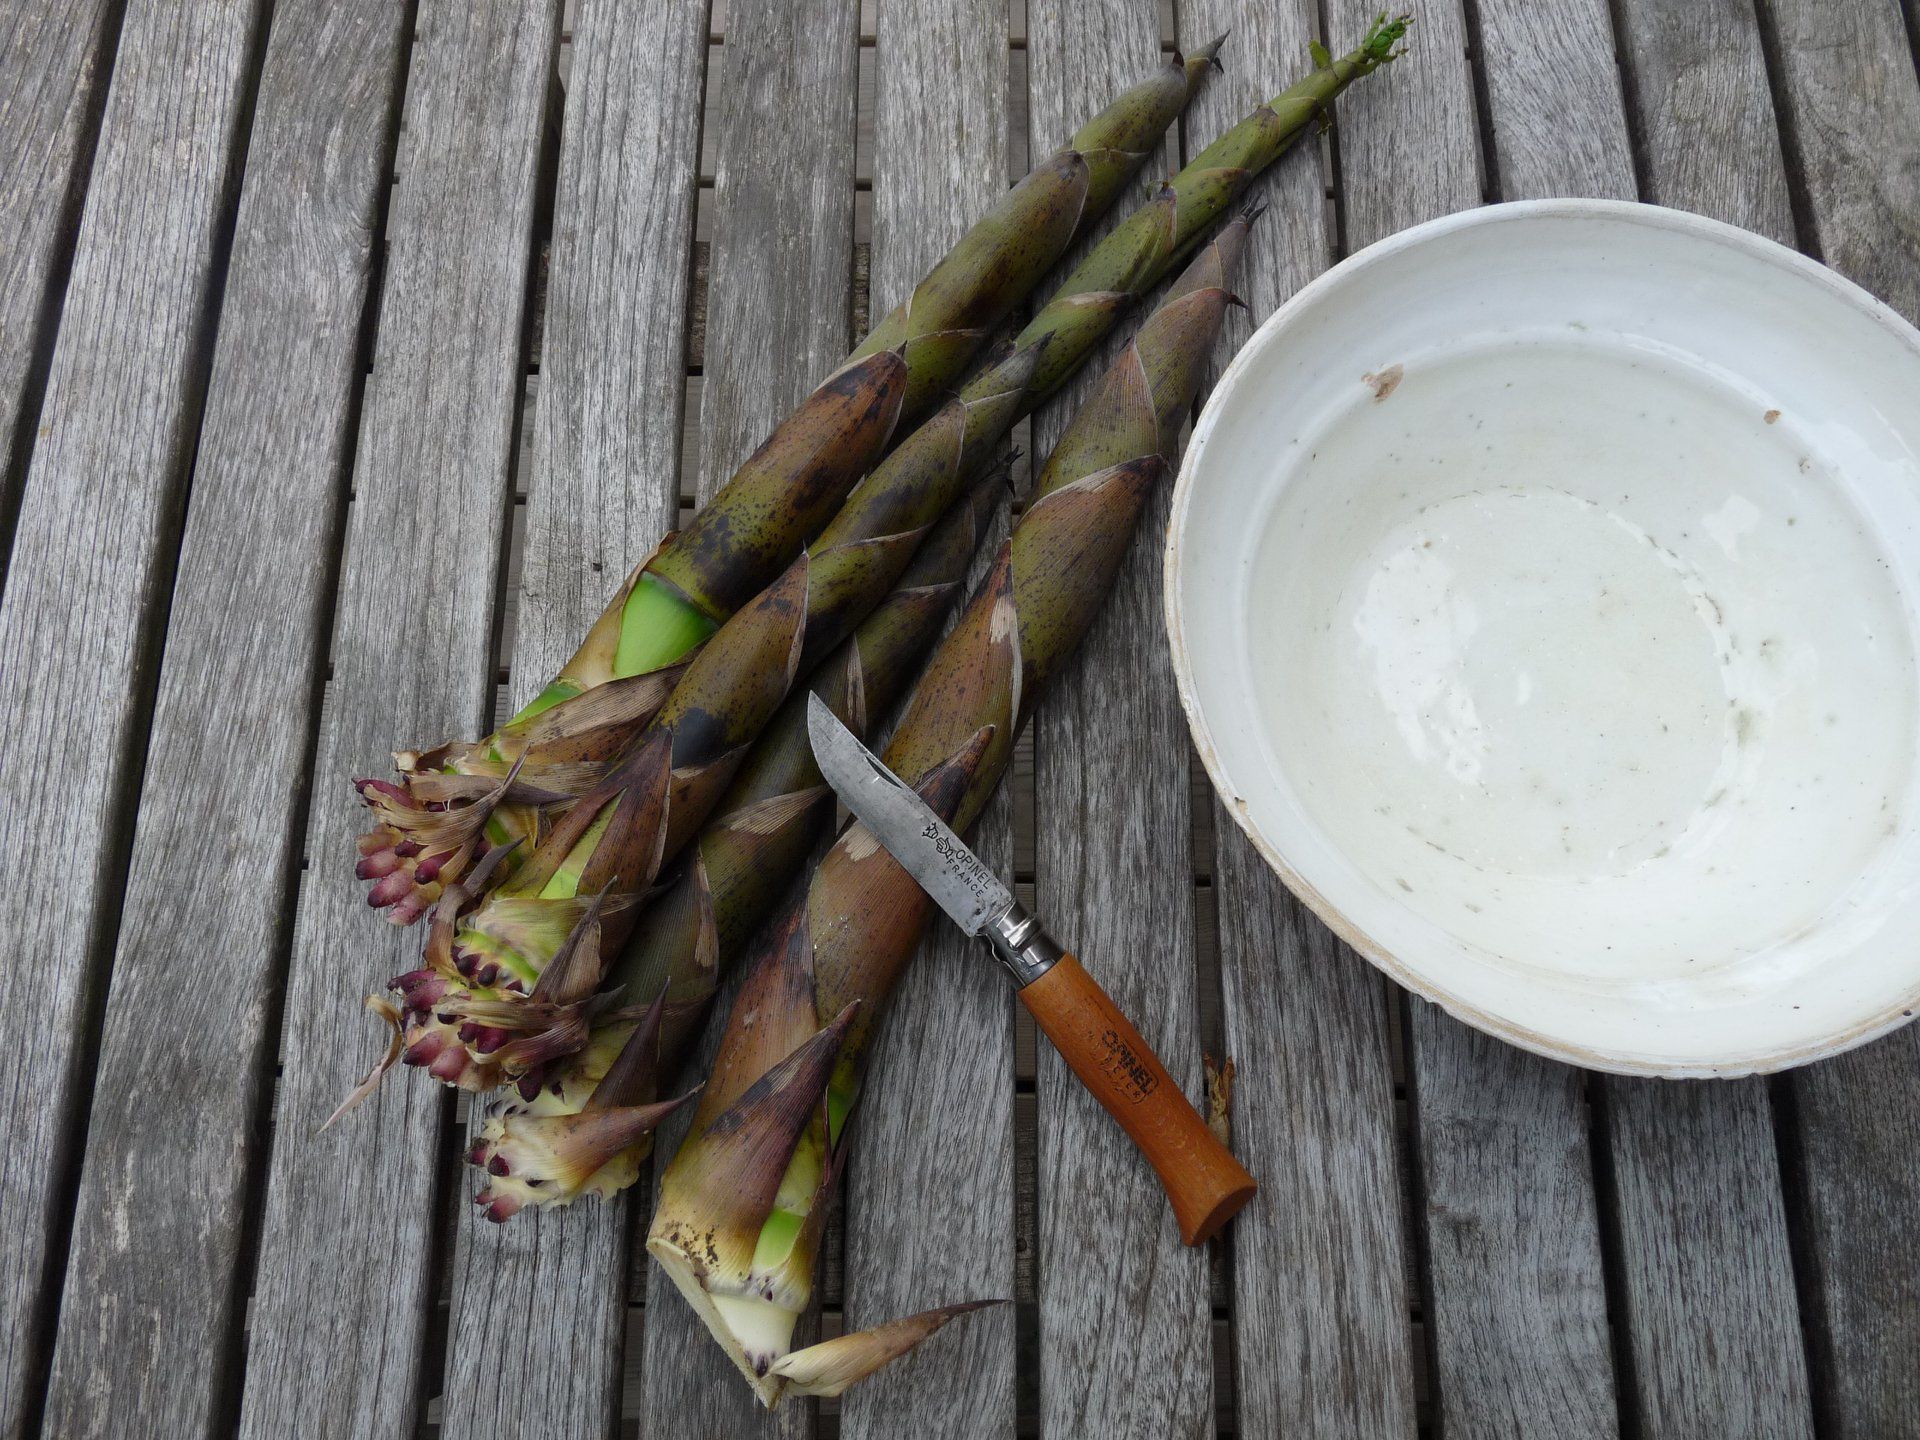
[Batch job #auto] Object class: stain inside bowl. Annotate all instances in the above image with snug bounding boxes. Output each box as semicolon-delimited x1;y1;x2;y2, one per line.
1247;337;1916;993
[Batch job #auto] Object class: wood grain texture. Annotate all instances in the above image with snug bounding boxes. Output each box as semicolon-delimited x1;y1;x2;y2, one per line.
1606;1080;1813;1438
1328;0;1481;242
0;0;122;528
1612;0;1794;231
235;4;559;1436
694;0;860;499
37;6;410;1438
637;0;857;1433
1763;0;1920;1430
436;2;705;1436
1765;0;1920;319
1026;2;1212;1435
1329;1;1617;1433
0;0;269;1429
1215;843;1420;1439
1598;6;1814;1435
839;0;1017;1434
1410;1017;1618;1438
1473;0;1634;201
1186;17;1420;1436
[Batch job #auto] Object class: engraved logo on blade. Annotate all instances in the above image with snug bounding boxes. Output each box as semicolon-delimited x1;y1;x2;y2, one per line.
1099;1028;1159;1104
921;821;999;906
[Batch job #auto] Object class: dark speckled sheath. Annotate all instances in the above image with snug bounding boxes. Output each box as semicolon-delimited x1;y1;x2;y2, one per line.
648;212;1254;1302
643;41;1225;628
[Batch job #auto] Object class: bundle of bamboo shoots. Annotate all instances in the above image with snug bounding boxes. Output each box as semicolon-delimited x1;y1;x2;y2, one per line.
354;43;1222;925
340;9;1410;1402
382;21;1406;1120
637;201;1260;1404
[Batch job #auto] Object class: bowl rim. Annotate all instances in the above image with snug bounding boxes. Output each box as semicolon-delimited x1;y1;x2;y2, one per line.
1164;196;1920;1077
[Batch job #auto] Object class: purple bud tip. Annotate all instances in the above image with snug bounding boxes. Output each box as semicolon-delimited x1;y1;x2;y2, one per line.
466;1142;488;1166
475;963;500;988
367;871;413;907
428;1047;471;1084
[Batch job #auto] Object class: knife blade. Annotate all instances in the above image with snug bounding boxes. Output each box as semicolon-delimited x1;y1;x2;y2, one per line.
806;695;1012;938
807;695;1257;1245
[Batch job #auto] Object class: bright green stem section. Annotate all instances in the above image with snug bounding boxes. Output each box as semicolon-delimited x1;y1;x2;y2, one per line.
750;1209;805;1271
538;804;616;901
507;676;583;728
749;1074;856;1271
616;572;719;678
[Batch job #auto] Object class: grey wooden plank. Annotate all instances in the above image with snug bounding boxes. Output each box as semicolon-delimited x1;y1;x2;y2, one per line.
1613;0;1795;229
1605;1080;1813;1438
1217;848;1420;1439
0;0;270;1428
1792;1025;1920;1436
1766;0;1920;315
1025;2;1212;1437
35;6;411;1438
234;4;560;1436
1598;4;1816;1435
638;0;859;1433
837;2;1016;1435
1762;0;1920;1429
1473;0;1634;201
1325;0;1620;1432
1330;0;1481;241
0;0;122;537
437;1;706;1435
694;0;859;502
1178;5;1422;1435
1410;1018;1619;1438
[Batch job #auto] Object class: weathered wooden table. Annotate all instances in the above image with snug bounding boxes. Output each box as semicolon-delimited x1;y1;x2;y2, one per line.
4;0;1918;1435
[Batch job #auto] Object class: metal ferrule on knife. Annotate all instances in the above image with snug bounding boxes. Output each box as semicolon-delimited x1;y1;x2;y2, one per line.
981;898;1065;987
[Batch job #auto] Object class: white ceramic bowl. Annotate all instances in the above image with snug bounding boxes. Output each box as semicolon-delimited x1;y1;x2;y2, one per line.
1167;199;1920;1076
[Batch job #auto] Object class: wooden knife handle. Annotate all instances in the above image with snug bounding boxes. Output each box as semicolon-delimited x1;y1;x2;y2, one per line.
1018;952;1257;1245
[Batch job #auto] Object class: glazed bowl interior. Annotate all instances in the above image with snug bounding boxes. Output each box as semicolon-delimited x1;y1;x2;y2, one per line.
1168;200;1920;1075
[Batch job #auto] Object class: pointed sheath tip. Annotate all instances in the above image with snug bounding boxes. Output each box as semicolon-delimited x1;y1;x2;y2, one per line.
585;979;674;1111
1187;29;1228;71
990;331;1049;395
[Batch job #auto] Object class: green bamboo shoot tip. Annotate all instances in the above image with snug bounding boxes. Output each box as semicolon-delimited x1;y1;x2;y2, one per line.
615;572;720;678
